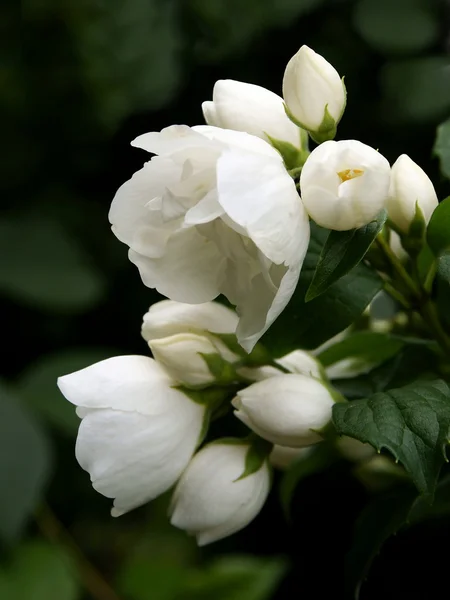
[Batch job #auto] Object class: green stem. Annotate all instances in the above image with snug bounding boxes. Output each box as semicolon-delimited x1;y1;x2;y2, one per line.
382;281;411;310
375;234;420;296
35;504;123;600
375;233;450;357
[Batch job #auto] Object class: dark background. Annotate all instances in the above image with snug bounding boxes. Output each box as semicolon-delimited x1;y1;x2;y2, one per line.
2;0;450;598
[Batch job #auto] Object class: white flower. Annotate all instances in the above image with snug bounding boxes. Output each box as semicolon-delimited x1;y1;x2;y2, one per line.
283;45;346;136
170;442;270;545
148;332;238;388
386;154;438;233
300;140;391;230
142;300;240;387
109;125;310;352
57;356;205;516
269;445;312;470
202;80;303;148
232;374;335;447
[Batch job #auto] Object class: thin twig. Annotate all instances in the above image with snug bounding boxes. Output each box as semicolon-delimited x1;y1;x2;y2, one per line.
35;503;123;600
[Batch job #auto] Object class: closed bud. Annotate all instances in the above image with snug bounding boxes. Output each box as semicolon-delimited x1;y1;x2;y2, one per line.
170;441;270;545
148;332;239;388
202;79;304;150
300;140;391;230
141;300;238;341
386;154;438;234
232;374;336;447
143;301;240;387
283;45;346;141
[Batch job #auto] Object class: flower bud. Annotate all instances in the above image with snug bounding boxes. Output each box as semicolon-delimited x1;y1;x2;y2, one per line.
283;45;346;141
149;332;239;388
232;374;335;447
386;154;438;234
170;441;270;545
300;140;391;230
141;300;238;341
202;79;303;150
275;349;324;379
269;445;312;470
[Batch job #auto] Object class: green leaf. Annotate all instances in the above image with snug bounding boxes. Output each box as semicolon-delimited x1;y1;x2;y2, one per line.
183;555;287;600
0;216;106;313
426;196;450;256
16;349;115;436
409;473;450;523
305;210;386;302
436;252;450;326
353;0;439;55
345;488;416;600
279;444;335;519
6;540;79;600
264;224;382;355
317;331;405;369
332;379;450;496
434;118;450;179
0;385;52;543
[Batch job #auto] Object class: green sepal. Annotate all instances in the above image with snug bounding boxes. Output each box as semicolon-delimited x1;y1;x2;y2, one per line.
236;435;273;481
400;201;427;257
175;385;231;407
265;134;307;170
211;333;272;367
198;352;237;384
309;104;337;144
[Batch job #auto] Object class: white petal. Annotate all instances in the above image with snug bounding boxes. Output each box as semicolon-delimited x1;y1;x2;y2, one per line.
192;125;279;159
129;226;225;303
76;402;204;515
183;190;224;226
131;125;217;157
109;157;182;247
58;356;179;414
216;149;309;264
202;101;222;127
237;258;304;352
141;300;238;340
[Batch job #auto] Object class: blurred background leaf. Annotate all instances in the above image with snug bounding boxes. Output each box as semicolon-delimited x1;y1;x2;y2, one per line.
0;385;52;543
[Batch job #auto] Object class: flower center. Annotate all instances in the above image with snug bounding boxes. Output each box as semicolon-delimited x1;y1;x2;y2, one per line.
337;168;364;183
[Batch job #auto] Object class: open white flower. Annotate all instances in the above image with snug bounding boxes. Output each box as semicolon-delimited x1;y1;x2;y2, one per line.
170;442;270;545
202;79;303;148
110;125;310;352
232;374;335;447
300;140;391;231
57;356;205;516
387;154;438;233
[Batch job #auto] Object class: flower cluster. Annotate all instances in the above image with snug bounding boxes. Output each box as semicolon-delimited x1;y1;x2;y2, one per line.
58;301;338;544
58;44;441;546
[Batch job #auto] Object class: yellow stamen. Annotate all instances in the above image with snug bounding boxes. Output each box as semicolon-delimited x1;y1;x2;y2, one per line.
337;168;364;183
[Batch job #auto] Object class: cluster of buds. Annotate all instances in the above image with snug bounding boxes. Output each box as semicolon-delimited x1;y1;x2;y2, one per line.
58;301;343;545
